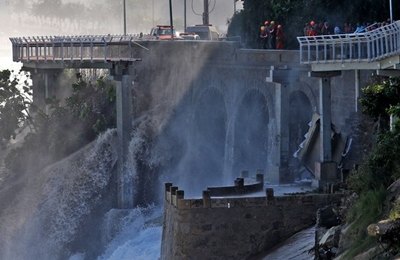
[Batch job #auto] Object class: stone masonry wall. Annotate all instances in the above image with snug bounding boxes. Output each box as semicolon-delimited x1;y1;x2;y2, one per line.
161;184;342;260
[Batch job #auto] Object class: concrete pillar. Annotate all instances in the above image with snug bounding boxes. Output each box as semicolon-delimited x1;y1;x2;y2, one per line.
310;71;341;188
115;73;134;209
319;77;332;162
202;190;211;208
274;82;290;183
170;186;178;202
256;172;264;184
354;70;360;112
30;72;46;109
164;183;172;200
234;178;244;188
176;190;185;200
28;69;63;113
266;188;274;201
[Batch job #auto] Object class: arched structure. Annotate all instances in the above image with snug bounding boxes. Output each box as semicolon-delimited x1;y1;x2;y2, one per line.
288;90;313;177
189;87;227;192
233;89;269;177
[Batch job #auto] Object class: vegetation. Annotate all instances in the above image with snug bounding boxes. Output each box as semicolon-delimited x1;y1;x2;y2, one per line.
228;0;398;49
344;76;400;257
2;70;116;174
0;70;33;145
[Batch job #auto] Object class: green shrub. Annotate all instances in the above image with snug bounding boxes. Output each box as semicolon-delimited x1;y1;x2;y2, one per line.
348;130;400;194
389;200;400;220
4;73;116;174
345;187;386;258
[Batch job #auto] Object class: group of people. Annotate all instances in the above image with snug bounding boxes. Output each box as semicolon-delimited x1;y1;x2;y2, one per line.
260;21;284;49
304;19;393;36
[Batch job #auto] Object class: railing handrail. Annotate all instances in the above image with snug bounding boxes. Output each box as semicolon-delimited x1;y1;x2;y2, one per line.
297;20;400;65
10;34;149;44
9;33;156;64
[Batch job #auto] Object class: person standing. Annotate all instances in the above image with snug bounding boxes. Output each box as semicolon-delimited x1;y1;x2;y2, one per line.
269;21;277;49
260;21;270;49
308;21;317;36
276;24;284;49
321;21;333;35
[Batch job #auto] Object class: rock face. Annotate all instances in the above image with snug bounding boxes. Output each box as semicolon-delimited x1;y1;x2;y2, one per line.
314;193;356;260
329;180;400;260
367;219;400;238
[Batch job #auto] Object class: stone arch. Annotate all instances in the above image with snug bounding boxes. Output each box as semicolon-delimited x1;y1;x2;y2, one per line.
188;87;227;192
288;90;313;174
291;81;318;112
232;88;270;176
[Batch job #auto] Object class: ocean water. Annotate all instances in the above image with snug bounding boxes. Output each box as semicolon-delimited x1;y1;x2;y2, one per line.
98;207;162;260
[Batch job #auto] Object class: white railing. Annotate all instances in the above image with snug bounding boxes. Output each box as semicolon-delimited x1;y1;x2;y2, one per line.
297;21;400;64
9;34;151;63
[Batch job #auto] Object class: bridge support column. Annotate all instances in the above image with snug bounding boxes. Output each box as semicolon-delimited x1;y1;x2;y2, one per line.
310;71;341;188
355;70;360;112
275;83;290;184
112;63;134;209
28;69;63;114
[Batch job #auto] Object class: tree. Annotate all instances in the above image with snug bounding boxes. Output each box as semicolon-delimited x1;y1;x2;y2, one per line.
360;77;400;130
5;72;116;173
229;0;398;49
0;70;33;144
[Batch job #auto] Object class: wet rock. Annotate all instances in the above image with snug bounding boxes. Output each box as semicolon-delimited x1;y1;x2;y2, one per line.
317;206;341;228
353;246;384;260
319;226;341;248
336;222;355;255
367;218;400;238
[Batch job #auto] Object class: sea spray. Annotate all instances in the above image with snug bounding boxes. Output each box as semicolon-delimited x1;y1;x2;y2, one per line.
0;129;118;259
126;127;147;206
98;206;162;260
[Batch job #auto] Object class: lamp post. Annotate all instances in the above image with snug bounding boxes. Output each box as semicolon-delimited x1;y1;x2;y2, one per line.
123;0;127;35
203;0;209;25
184;0;187;32
152;0;155;26
389;0;393;23
169;0;174;38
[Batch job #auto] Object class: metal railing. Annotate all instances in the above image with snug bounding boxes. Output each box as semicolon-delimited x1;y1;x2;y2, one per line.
297;21;400;64
9;34;151;63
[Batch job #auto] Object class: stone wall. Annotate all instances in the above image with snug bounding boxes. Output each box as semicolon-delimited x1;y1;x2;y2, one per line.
161;183;343;260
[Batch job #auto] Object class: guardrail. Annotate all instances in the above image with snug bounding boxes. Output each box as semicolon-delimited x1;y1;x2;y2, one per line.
297;21;400;64
9;34;150;63
10;34;241;64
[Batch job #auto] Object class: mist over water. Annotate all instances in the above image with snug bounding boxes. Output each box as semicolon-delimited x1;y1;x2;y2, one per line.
0;130;118;259
0;2;309;259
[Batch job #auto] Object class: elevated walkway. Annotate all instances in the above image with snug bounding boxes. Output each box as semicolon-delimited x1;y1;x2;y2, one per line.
297;21;400;71
9;34;145;69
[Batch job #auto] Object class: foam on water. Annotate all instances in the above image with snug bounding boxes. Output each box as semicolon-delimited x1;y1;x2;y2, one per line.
0;129;118;259
98;206;162;260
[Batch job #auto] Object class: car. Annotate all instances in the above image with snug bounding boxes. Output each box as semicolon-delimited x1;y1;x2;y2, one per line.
179;32;200;40
186;25;219;40
150;25;182;40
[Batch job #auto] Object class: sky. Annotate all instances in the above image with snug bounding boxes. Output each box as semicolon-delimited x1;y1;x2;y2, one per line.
0;0;243;69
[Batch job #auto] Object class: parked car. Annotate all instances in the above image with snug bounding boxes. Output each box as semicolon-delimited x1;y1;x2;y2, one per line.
179;32;200;40
186;25;219;40
150;25;182;40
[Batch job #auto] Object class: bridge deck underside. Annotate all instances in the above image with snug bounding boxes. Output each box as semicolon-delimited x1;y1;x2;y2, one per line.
310;54;400;71
20;58;140;69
